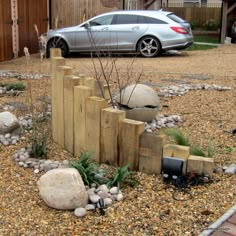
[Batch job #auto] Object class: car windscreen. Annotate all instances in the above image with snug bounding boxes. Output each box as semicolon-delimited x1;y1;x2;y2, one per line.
167;13;186;23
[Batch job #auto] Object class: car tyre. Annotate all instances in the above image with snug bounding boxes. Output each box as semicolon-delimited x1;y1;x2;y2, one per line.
138;36;161;58
47;38;69;58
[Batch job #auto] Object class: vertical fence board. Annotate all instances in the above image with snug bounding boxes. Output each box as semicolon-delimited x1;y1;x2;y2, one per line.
56;66;73;147
119;119;144;171
63;75;81;153
85;96;108;163
101;108;126;165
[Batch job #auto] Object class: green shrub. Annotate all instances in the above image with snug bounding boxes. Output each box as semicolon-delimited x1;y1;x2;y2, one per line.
165;128;216;158
31;134;47;159
164;128;190;146
70;152;108;187
5;82;26;91
107;163;139;189
202;19;218;31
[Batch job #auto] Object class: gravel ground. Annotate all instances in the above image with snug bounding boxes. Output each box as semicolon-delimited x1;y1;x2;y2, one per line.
0;45;236;236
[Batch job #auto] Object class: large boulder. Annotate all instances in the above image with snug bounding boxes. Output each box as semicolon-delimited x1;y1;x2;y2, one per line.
37;168;88;210
117;84;160;122
0;111;21;134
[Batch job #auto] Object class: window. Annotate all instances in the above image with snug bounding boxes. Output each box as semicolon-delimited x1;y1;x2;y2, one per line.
89;15;114;26
167;14;186;23
114;14;139;24
139;16;167;24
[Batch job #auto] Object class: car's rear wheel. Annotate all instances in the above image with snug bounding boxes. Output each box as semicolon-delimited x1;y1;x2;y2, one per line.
47;38;68;58
138;36;161;58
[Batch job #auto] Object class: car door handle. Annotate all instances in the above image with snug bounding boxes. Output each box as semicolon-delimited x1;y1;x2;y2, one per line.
132;26;140;30
101;27;109;31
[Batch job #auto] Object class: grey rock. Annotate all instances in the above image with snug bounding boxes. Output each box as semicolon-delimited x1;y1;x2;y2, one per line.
116;193;124;201
37;168;88;210
87;188;96;195
89;194;101;204
74;207;87;217
109;187;119;195
85;204;96;211
104;198;113;206
18;162;24;167
224;164;236;175
97;184;109;193
0;111;21;134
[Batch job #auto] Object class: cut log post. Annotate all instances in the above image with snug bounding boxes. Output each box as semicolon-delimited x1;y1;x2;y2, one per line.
139;133;166;174
50;56;65;143
56;66;73;147
119;119;145;171
85;96;108;163
74;86;93;157
63;75;81;153
100;108;126;166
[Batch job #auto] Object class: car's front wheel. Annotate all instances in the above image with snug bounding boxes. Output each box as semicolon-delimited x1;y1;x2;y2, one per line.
47;38;68;58
138;36;161;58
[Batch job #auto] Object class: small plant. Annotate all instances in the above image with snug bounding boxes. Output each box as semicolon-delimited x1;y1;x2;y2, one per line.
31;134;47;159
107;163;139;189
165;128;216;158
225;147;234;153
70;152;108;187
164;128;190;146
5;82;26;91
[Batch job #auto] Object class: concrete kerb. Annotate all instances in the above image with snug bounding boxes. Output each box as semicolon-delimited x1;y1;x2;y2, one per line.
199;205;236;236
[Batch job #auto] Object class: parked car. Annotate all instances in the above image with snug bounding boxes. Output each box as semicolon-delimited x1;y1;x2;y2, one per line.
231;20;236;43
46;10;193;58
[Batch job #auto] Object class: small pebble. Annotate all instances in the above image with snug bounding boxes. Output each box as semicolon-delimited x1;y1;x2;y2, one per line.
74;208;87;217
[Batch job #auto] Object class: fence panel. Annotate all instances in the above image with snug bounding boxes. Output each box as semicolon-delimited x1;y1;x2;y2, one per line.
163;6;221;27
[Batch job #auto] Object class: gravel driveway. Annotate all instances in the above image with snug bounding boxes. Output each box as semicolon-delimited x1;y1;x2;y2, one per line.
0;45;235;236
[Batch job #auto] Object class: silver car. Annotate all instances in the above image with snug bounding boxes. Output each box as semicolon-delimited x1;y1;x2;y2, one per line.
46;10;193;58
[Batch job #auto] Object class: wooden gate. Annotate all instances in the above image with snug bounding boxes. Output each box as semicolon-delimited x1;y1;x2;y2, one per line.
17;0;48;56
0;0;13;62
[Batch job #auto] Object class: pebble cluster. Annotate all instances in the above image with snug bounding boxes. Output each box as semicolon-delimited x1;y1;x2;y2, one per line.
0;133;21;146
0;104;15;111
0;71;48;80
11;147;69;174
145;114;182;132
0;86;24;96
74;185;124;217
158;84;231;97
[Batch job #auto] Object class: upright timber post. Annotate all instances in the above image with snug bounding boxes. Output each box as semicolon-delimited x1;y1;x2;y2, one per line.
50;49;65;143
63;75;81;153
56;66;73;147
100;108;126;165
85;96;108;163
119;119;145;171
139;133;166;174
74;86;93;157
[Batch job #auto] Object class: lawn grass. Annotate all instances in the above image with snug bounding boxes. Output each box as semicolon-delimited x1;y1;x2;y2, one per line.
194;35;220;44
185;44;218;51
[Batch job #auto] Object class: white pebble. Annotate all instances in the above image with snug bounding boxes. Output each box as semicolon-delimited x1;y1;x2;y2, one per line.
74;208;87;217
109;186;119;195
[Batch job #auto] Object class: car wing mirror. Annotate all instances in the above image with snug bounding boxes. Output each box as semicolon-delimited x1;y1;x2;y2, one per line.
84;22;90;29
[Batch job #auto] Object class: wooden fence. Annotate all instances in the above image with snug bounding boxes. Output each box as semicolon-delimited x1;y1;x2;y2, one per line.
51;0;122;28
164;6;222;27
50;48;166;173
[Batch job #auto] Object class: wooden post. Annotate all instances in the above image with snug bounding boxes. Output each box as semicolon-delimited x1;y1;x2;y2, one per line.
56;66;73;147
85;96;108;163
63;75;81;153
221;0;228;44
74;86;93;157
119;119;145;171
50;56;65;143
101;108;126;166
139;133;166;174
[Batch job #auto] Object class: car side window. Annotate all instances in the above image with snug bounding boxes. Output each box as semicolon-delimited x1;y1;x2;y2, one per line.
114;14;139;24
139;16;168;24
89;15;114;26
